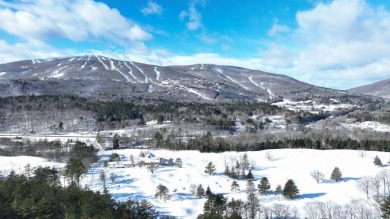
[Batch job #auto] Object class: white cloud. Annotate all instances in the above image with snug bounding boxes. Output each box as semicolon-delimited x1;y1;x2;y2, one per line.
179;0;203;31
268;22;291;36
261;0;390;89
198;33;217;44
0;0;152;43
0;40;71;63
141;1;163;16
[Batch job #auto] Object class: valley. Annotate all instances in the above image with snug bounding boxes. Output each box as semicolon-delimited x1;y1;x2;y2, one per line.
0;56;390;218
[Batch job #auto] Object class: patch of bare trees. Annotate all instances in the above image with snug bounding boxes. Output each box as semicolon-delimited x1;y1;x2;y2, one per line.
304;200;380;219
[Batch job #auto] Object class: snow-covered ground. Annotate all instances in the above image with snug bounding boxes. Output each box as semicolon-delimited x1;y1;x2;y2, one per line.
273;100;356;113
342;121;390;133
2;148;388;218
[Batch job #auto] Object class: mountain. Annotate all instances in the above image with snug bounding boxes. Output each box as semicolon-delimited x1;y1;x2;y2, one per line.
0;55;348;102
348;78;390;99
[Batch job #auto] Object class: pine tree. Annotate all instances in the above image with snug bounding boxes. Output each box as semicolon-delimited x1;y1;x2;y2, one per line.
231;180;240;193
205;162;216;176
229;166;237;179
246;169;254;180
224;165;230;176
113;133;120;149
258;177;271;195
381;196;390;219
283;179;299;200
374;155;383;166
196;184;205;198
330;167;342;182
275;184;282;196
242;153;250;170
205;186;212;198
155;184;170;203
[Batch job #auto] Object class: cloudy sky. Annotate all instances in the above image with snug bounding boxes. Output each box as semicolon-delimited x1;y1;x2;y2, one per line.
0;0;389;89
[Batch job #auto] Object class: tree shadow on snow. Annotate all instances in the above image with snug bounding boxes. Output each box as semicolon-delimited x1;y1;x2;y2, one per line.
300;192;326;199
115;177;137;185
112;192;146;201
342;177;361;182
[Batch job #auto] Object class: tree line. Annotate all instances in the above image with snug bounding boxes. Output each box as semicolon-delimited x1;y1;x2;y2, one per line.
0;167;159;219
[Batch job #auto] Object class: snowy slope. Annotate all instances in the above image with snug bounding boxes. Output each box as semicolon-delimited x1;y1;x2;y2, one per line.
0;55;349;102
2;149;386;218
349;77;390;99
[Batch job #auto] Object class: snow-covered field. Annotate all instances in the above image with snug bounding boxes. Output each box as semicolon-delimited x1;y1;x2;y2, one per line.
273;99;356;113
2;148;388;218
342;121;390;133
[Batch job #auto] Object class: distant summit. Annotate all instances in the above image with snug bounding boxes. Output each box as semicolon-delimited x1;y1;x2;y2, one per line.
348;78;390;99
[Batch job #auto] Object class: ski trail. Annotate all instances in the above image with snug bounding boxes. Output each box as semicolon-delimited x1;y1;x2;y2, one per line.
57;63;62;67
32;59;42;64
154;67;160;81
148;84;154;93
130;62;148;83
81;55;91;69
109;58;115;70
123;62;143;83
111;61;131;82
215;68;222;73
115;68;132;82
68;57;75;62
96;55;109;70
225;74;249;90
215;83;221;99
186;87;212;100
248;76;273;100
51;66;69;78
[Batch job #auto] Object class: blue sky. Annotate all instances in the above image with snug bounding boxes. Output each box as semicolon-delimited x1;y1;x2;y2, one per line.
0;0;390;89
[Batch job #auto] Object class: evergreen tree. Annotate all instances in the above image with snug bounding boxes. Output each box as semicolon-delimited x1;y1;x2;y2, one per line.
198;193;227;219
224;165;230;176
231;180;240;193
206;186;212;198
229;166;237;179
282;179;299;200
154;131;163;148
275;185;282;196
330;167;343;182
155;184;170;203
205;162;216;176
374;155;383;166
65;156;86;187
242;153;250;170
113;133;120;149
246;170;254;180
381;196;390;219
258;177;271;195
227;198;244;219
196;184;205;198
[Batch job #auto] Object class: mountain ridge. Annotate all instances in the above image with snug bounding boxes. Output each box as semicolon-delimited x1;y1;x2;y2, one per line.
0;55;349;102
349;77;390;99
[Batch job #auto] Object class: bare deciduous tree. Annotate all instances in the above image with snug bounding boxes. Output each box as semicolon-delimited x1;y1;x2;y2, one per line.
265;151;273;161
310;170;325;184
189;184;197;197
370;175;382;202
357;176;372;199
